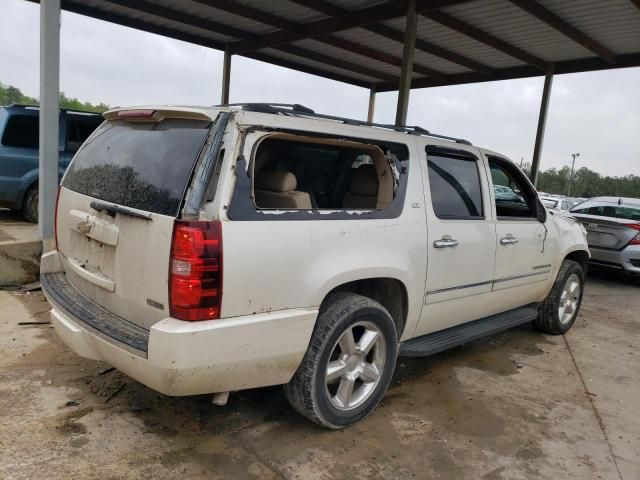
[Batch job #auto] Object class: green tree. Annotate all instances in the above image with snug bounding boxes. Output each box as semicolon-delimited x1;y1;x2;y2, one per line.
1;81;109;113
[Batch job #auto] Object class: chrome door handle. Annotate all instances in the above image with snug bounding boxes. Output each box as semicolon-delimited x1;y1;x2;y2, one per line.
500;234;519;245
433;236;459;248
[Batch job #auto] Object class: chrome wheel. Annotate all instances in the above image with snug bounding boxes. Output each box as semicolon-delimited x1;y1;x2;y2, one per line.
325;321;386;411
558;273;581;325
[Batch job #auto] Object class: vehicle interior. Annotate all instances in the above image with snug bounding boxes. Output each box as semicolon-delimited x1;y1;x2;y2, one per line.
251;133;397;210
488;157;538;218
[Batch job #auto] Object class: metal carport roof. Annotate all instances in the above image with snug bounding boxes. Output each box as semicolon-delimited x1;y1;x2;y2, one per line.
27;0;640;91
29;0;640;242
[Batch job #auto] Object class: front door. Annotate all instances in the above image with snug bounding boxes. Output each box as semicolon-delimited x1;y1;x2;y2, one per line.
414;145;497;337
487;156;555;305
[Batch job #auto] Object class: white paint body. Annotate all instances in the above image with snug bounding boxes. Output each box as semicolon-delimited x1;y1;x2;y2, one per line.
42;106;589;396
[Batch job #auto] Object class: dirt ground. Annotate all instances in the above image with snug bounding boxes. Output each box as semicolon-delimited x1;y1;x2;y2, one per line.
0;271;638;480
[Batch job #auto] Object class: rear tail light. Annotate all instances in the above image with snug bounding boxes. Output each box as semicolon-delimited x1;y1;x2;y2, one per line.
169;220;222;321
628;223;640;246
54;186;61;250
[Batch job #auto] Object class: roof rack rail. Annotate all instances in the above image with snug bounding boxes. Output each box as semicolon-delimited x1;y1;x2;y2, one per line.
216;102;472;145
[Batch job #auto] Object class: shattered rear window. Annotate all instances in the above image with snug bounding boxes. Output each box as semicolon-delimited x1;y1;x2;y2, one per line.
63;118;211;216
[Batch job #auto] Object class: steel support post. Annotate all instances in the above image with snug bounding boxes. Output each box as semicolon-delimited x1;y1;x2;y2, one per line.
367;87;376;123
395;0;417;127
221;48;231;104
39;0;61;246
530;64;555;186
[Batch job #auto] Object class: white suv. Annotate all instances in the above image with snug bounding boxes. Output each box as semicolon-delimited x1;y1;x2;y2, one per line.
41;104;589;428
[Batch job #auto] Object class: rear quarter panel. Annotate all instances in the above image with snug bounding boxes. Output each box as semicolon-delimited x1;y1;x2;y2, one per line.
217;120;428;341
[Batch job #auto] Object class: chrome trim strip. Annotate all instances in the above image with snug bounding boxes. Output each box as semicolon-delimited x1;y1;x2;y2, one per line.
426;270;551;295
493;270;551;283
427;280;493;295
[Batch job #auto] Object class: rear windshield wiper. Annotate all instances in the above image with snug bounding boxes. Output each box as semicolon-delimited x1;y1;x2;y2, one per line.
90;201;153;221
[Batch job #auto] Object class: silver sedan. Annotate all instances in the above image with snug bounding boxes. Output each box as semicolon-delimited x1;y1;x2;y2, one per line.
569;197;640;276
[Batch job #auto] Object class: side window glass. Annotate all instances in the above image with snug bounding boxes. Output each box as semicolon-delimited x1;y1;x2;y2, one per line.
426;150;484;219
489;157;535;218
1;115;39;148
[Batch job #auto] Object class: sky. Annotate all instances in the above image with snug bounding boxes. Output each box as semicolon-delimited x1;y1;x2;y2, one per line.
1;0;639;176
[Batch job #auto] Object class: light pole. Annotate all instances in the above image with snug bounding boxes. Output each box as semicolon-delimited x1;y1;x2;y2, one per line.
567;152;580;197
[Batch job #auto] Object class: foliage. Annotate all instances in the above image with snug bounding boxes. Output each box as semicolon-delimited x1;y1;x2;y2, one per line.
0;81;109;113
519;162;640;199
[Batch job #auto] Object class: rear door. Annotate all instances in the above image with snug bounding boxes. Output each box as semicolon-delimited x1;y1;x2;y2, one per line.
414;144;496;337
56;111;218;329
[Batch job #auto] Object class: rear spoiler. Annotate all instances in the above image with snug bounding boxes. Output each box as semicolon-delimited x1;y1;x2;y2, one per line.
103;108;215;123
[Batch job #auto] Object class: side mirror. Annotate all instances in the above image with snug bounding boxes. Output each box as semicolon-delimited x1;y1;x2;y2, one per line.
536;199;547;223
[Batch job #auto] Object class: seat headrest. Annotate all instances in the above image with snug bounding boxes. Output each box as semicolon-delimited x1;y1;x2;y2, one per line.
349;164;378;196
255;170;297;192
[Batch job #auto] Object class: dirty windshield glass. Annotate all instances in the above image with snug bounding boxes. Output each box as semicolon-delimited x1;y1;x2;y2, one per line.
63;118;211;216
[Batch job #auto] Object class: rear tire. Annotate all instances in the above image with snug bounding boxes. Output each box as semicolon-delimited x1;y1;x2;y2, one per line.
21;184;38;223
284;292;398;429
534;259;584;334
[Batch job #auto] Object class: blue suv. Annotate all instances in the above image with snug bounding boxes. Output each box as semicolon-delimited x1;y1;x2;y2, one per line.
0;104;102;222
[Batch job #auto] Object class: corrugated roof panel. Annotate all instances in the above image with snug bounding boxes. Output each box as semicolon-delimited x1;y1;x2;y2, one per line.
61;0;640;90
79;0;236;44
291;39;403;79
540;0;640;55
259;47;380;83
330;0;388;11
337;25;475;74
384;16;527;69
236;0;329;24
443;0;594;62
151;0;275;36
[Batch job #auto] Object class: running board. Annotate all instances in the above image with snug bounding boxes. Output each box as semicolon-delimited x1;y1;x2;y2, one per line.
399;305;539;357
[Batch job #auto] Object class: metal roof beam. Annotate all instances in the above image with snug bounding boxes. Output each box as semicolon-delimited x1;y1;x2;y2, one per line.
98;0;395;83
226;1;473;55
103;0;252;41
227;3;403;54
372;52;640;92
31;0;371;88
365;24;493;76
275;44;399;83
421;10;547;70
196;0;445;81
314;34;447;81
508;0;616;64
290;0;491;75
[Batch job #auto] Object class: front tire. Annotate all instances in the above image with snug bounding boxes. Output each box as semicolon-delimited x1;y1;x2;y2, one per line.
284;292;398;429
535;259;585;334
21;184;38;223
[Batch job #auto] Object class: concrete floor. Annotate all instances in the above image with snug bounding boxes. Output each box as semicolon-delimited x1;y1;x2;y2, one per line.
0;271;638;479
0;209;41;286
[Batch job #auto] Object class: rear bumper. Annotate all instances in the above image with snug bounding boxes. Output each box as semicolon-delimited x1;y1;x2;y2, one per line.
43;271;318;396
589;245;640;275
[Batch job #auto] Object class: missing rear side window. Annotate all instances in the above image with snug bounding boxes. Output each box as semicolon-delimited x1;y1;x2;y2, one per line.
252;134;399;211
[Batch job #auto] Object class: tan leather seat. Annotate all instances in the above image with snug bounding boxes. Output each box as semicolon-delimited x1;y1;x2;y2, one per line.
254;171;312;209
343;165;379;209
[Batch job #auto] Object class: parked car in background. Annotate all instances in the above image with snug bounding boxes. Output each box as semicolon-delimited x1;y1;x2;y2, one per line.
570;197;640;276
0;104;102;222
41;103;590;428
539;195;578;212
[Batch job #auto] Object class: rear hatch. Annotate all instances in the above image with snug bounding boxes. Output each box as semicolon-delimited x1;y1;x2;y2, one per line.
56;109;220;329
571;214;639;250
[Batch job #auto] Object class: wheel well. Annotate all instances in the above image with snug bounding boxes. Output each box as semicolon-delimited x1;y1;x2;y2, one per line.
324;278;408;338
20;181;38;209
565;250;589;272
